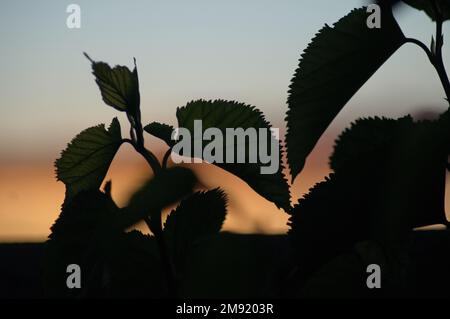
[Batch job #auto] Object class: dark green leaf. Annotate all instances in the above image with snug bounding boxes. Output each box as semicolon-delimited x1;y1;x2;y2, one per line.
55;118;123;200
176;99;291;211
164;189;227;276
144;122;176;147
403;0;450;21
286;7;405;179
84;53;140;114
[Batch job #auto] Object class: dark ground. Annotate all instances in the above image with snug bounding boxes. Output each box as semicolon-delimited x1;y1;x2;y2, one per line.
0;233;293;299
1;231;449;298
0;243;45;298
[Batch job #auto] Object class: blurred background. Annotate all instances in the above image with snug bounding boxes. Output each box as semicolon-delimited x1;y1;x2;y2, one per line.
0;0;449;241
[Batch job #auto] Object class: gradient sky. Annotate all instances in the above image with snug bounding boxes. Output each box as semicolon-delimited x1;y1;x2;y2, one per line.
0;1;449;240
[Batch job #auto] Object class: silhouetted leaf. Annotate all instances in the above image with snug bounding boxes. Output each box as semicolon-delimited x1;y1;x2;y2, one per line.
164;189;227;276
331;116;448;228
330;116;410;173
403;0;450;21
84;53;140;114
44;189;164;297
288;174;369;279
176;99;291;211
286;7;405;179
120;167;197;229
49;189;119;242
289;114;449;283
45;189;120;297
144;122;176;147
288;172;407;282
55;118;123;200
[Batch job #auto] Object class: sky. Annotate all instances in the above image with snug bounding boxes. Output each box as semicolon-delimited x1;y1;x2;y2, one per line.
0;0;449;240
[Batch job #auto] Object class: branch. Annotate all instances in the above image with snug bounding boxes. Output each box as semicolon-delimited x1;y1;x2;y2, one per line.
405;33;450;101
405;38;434;63
124;139;161;174
431;1;450;101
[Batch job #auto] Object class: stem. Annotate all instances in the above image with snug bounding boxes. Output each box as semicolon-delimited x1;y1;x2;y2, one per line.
144;216;177;297
125;139;161;174
139;146;162;173
127;109;162;174
434;44;450;102
405;34;450;102
162;149;172;169
126;112;177;297
432;2;450;101
405;38;434;62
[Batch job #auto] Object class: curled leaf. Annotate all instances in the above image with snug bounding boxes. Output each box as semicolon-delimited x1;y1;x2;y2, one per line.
144;122;176;147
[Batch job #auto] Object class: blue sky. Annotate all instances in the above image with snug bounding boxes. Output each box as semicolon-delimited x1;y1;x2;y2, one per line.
0;0;449;161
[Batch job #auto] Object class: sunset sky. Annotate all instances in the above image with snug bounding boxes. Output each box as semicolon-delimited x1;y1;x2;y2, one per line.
1;0;449;241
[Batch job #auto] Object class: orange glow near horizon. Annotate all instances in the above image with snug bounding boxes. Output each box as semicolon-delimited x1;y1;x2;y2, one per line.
1;138;449;242
0;145;330;242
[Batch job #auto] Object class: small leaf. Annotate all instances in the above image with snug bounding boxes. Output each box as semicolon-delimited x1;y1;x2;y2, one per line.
176;99;291;211
164;189;227;276
144;122;176;147
55;118;123;200
403;0;450;21
285;7;405;179
84;53;140;114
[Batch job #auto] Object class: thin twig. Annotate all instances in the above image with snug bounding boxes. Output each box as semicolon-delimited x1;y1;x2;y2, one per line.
405;33;450;102
405;38;434;63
